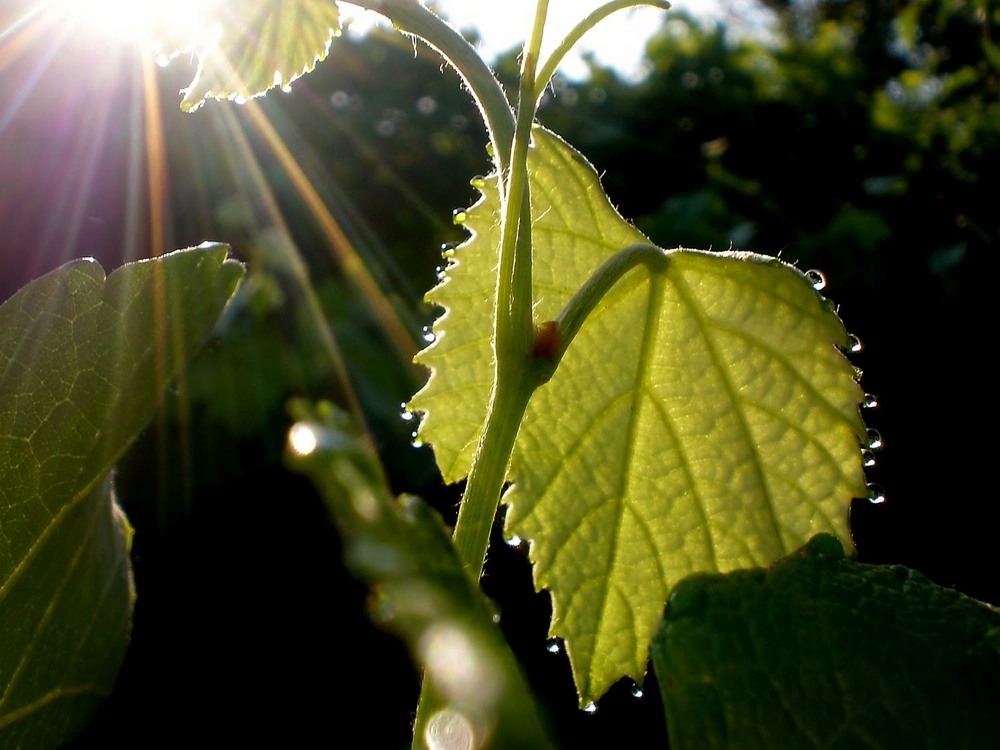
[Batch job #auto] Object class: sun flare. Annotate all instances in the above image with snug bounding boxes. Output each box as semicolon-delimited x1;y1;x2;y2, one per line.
50;0;214;48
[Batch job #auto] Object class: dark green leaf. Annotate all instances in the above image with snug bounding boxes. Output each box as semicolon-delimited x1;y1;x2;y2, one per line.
0;245;244;747
653;535;1000;750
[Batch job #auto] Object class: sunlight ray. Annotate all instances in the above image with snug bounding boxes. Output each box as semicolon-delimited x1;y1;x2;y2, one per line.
208;98;375;439
238;99;422;362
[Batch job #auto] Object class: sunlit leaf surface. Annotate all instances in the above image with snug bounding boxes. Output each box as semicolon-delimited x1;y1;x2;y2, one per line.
286;402;554;750
653;535;1000;750
0;246;243;746
411;127;868;703
156;0;341;111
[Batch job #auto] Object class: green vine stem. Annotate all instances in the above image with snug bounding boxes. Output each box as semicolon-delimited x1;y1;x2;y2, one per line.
349;0;516;181
534;0;672;101
343;4;673;745
409;1;554;744
549;243;670;370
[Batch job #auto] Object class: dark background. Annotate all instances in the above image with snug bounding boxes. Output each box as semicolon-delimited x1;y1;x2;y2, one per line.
1;0;996;746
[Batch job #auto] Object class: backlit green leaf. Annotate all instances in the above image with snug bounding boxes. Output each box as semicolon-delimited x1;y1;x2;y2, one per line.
652;535;1000;750
411;128;868;704
157;0;341;112
0;245;243;747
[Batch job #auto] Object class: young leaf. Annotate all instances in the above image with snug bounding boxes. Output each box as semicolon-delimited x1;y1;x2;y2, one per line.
285;402;555;750
0;246;243;746
652;535;1000;749
156;0;341;111
411;128;868;704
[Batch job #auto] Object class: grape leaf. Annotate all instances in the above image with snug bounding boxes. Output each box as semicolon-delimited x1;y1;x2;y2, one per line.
286;401;555;750
0;245;243;746
156;0;341;112
410;127;868;704
652;535;1000;749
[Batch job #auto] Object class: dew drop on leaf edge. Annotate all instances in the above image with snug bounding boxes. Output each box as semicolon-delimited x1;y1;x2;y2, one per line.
866;428;883;450
583;702;598;714
805;268;827;291
546;638;561;654
867;483;886;504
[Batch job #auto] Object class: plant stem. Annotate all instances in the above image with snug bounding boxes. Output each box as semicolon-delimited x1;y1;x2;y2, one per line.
552;243;669;367
411;3;552;746
348;0;516;176
534;0;671;100
451;0;549;587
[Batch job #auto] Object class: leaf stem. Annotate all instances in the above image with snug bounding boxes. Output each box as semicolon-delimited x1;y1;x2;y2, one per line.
347;0;516;176
494;0;549;363
534;1;671;101
547;243;669;372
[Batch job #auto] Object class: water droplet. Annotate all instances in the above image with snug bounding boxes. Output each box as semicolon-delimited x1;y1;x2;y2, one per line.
583;702;598;714
866;428;883;450
425;709;475;750
288;423;318;456
400;403;415;423
861;449;876;468
452;208;468;224
867;483;886;504
281;84;293;94
412;439;424;449
546;638;561;654
470;175;487;189
631;684;644;699
863;393;879;409
853;366;864;382
506;534;523;548
806;269;827;290
491;612;501;624
847;334;863;353
422;326;437;343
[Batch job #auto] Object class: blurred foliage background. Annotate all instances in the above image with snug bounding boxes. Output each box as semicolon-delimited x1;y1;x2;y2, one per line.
0;0;996;746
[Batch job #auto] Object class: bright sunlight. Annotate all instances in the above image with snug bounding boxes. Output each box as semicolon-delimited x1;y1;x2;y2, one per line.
49;0;214;47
